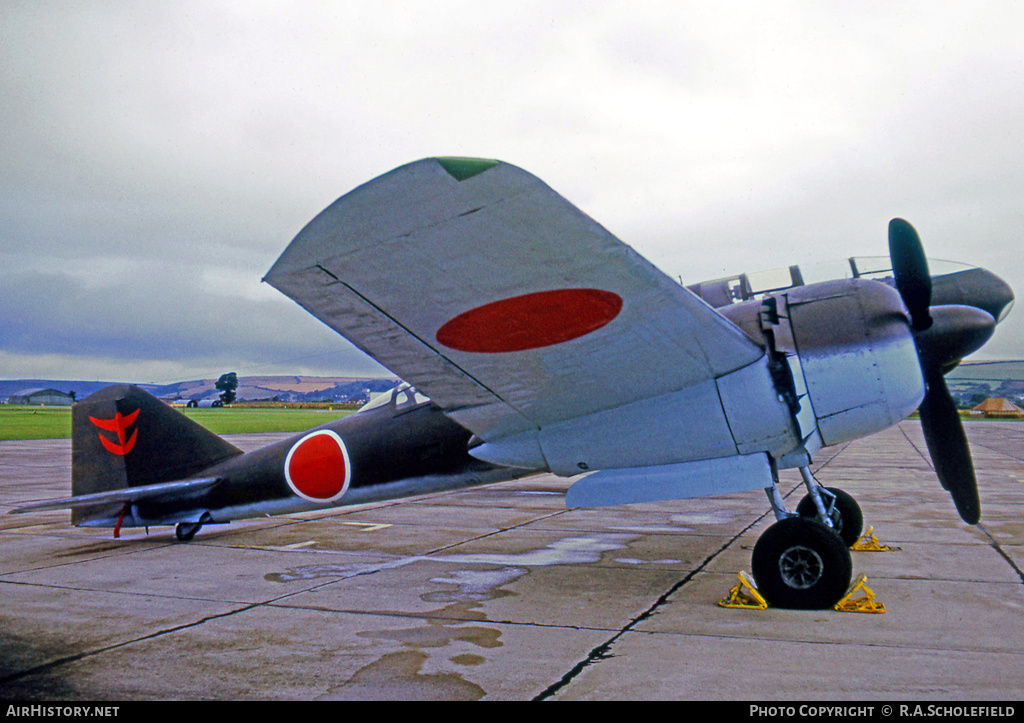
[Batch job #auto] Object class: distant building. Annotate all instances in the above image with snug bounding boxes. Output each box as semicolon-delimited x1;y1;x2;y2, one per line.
5;388;74;406
186;399;223;408
970;398;1024;418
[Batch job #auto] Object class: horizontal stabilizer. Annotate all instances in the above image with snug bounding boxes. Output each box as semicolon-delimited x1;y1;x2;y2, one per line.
565;454;774;508
10;477;220;514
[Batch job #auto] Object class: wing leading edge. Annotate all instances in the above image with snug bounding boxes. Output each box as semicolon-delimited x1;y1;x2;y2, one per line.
265;157;764;452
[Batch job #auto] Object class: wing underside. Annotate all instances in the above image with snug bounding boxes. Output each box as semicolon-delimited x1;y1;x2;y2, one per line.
265;157;763;443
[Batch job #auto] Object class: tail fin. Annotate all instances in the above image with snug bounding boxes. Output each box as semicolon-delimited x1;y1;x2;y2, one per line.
72;385;242;523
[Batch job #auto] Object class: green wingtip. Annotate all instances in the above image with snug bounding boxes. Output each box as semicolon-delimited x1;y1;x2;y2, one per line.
435;156;499;181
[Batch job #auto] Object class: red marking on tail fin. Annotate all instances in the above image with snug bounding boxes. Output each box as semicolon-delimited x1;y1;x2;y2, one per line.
89;409;140;456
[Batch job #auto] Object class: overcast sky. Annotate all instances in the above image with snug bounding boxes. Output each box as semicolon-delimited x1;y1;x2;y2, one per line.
3;1;1023;383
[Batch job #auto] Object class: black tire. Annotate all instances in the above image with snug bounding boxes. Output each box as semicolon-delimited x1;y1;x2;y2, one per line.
752;517;853;609
175;522;202;542
796;487;863;548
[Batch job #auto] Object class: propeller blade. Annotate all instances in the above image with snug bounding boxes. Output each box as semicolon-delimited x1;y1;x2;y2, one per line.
889;218;933;331
888;218;991;523
917;367;981;524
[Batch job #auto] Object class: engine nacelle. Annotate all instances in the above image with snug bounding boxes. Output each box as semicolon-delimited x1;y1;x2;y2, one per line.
784;279;924;447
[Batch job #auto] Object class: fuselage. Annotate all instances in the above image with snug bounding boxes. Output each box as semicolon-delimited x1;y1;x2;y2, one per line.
73;258;1013;532
108;390;526;529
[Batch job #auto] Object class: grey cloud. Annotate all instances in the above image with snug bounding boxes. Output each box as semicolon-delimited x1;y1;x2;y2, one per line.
2;1;1023;381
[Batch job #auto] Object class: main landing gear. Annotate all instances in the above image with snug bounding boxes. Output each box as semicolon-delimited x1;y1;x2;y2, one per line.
753;466;864;609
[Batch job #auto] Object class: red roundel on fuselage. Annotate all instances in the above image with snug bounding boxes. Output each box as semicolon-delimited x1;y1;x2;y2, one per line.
284;430;351;503
435;288;623;353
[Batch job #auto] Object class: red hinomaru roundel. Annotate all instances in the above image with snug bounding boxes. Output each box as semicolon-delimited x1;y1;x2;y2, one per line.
284;429;351;503
435;288;623;353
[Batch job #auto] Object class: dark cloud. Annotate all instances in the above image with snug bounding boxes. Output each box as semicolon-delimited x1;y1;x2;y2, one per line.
2;2;1023;380
0;264;384;379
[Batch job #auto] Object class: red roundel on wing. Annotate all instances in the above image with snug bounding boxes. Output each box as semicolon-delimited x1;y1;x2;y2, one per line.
285;430;350;502
435;288;623;353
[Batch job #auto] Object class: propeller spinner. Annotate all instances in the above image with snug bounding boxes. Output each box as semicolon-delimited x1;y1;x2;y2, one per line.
888;218;1003;524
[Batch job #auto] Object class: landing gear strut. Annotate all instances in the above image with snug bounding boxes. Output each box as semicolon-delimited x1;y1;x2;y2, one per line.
754;465;856;609
791;467;863;548
796;486;863;548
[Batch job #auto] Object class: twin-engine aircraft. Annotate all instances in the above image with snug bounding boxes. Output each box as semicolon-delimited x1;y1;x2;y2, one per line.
13;157;1014;609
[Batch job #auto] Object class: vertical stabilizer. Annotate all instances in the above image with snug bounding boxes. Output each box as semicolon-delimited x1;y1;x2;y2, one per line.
72;385;242;523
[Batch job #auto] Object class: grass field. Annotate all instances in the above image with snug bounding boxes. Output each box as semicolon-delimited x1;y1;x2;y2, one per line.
0;405;353;441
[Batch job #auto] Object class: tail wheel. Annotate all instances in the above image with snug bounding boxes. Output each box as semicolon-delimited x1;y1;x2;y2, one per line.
796;487;863;548
175;522;202;542
752;517;853;609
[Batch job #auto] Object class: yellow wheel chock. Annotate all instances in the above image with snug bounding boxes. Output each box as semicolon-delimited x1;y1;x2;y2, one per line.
718;571;768;609
718;571;886;613
851;526;899;552
834;574;886;613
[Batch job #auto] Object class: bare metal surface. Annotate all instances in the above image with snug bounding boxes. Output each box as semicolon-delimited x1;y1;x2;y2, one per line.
0;422;1021;700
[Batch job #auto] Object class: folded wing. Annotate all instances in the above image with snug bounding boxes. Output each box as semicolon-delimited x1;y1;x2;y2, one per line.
265;157;763;443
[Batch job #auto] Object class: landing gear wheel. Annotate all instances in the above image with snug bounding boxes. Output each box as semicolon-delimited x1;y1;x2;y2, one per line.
175;522;202;542
796;487;863;548
752;517;853;610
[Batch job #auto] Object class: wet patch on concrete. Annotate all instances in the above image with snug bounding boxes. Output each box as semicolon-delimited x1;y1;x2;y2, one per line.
264;533;637;583
327;650;486;701
424;567;527;603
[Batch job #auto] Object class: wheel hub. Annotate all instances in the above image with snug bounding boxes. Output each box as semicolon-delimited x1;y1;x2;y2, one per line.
778;545;824;589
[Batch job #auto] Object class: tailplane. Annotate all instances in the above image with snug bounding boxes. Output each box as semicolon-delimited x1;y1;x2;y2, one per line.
71;384;242;523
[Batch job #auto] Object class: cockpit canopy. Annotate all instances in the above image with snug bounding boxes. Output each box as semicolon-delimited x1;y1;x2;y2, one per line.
357;382;431;414
688;257;978;308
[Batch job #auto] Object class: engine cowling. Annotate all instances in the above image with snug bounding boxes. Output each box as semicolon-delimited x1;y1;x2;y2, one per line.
784;279;924;446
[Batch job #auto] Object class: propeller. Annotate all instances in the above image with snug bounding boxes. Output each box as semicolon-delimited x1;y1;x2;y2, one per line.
889;219;933;332
888;218;994;524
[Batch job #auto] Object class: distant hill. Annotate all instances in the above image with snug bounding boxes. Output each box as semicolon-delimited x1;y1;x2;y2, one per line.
946;359;1024;383
0;379;117;401
6;361;1022;408
1;375;398;404
150;375;399;403
945;360;1024;407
